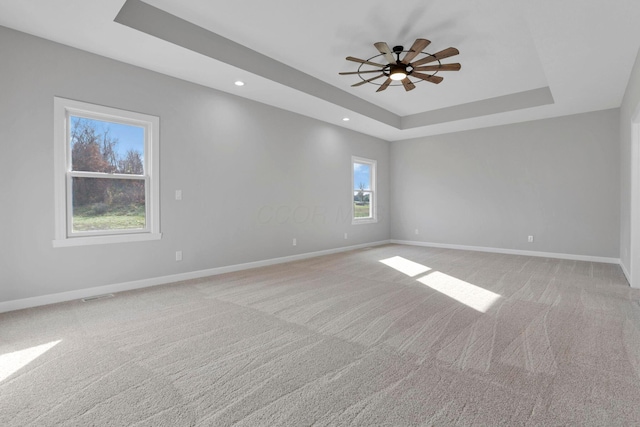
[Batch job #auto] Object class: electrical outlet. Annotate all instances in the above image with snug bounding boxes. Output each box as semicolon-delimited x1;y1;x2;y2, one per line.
292;238;297;246
528;235;534;243
175;250;183;261
175;190;182;200
415;229;419;235
344;233;348;239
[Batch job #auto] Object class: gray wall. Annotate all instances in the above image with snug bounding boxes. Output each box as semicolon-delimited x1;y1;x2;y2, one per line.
619;47;640;282
390;110;620;258
0;26;390;303
0;23;630;305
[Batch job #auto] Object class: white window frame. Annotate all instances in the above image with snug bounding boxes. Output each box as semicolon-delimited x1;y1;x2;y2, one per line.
53;97;161;247
352;156;377;224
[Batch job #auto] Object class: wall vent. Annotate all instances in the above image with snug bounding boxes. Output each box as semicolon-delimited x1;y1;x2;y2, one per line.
81;294;115;302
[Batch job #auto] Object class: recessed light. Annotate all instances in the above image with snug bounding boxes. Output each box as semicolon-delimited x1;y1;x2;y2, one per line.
342;117;350;122
234;80;245;86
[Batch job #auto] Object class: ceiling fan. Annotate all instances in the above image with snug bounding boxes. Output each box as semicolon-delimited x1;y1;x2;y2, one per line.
340;38;461;92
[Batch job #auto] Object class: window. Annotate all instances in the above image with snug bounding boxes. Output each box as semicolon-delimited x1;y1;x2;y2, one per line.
53;97;160;247
352;156;376;223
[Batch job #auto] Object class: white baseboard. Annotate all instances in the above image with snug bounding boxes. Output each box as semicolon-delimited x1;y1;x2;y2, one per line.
620;261;632;285
0;240;391;314
3;239;625;314
389;239;621;265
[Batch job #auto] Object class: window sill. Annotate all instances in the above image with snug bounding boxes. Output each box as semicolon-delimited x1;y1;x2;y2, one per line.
53;232;162;248
352;218;378;225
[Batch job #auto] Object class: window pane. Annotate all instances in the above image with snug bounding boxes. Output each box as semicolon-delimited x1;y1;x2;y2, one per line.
70;116;145;175
71;177;146;232
353;190;372;218
353;162;371;191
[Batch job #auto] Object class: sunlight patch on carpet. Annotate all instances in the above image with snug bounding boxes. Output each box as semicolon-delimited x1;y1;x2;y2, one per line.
0;340;61;382
379;256;431;277
417;272;501;313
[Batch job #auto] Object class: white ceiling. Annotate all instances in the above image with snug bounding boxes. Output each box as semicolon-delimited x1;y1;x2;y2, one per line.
1;0;639;141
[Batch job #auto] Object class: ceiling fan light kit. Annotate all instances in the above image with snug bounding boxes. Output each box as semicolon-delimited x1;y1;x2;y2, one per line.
389;66;407;81
340;38;461;92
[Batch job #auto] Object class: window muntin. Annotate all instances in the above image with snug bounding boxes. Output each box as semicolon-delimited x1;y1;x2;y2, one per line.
352;156;377;223
54;98;160;246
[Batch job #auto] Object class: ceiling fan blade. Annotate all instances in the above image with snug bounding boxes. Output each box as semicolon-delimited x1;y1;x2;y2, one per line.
376;77;393;92
401;78;416;91
352;74;385;87
413;63;461;72
374;42;397;64
411;72;444;84
346;56;387;68
401;38;431;65
411;47;460;66
339;69;387;75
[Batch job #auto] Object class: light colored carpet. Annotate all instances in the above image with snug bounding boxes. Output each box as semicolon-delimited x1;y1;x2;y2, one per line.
2;244;640;426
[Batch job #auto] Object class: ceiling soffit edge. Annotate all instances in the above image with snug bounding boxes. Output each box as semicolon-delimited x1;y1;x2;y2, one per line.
114;0;555;132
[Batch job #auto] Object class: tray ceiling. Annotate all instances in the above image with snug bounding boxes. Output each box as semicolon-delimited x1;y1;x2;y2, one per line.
1;0;639;140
